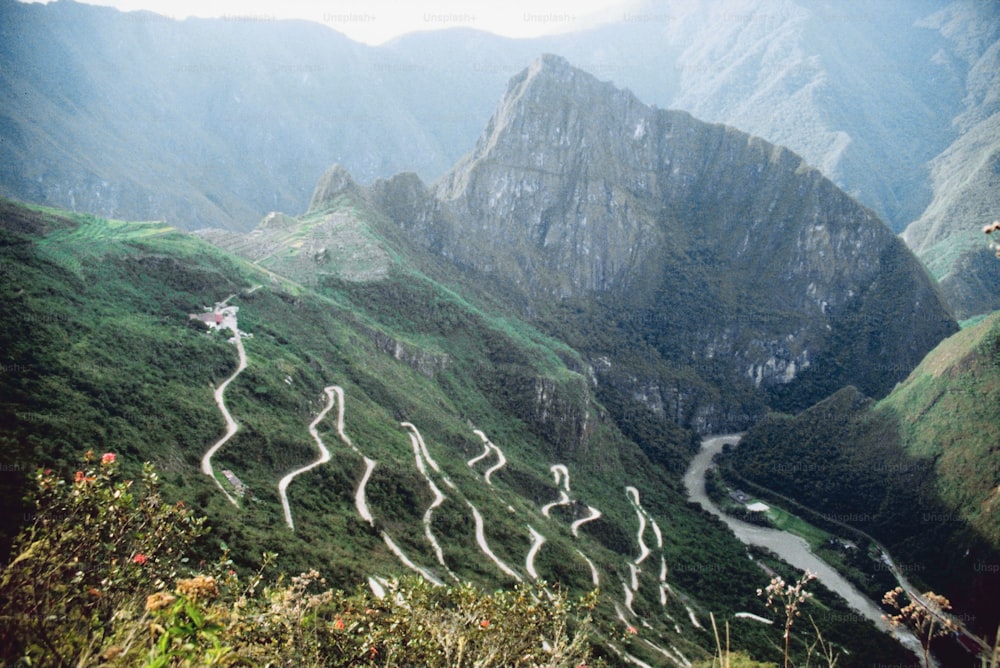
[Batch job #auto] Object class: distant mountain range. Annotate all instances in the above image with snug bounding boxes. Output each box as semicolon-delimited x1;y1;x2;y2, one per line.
1;0;998;316
0;38;993;666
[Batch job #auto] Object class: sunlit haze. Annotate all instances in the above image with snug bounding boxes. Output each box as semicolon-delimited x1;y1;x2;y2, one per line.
19;0;639;43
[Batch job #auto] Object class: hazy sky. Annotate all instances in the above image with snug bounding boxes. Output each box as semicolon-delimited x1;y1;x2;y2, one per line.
22;0;641;44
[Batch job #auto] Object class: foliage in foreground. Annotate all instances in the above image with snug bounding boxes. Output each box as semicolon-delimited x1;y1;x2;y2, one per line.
0;454;596;667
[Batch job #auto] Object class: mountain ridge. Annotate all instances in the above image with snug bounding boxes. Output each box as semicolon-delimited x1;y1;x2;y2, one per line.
397;55;957;421
210;55;957;440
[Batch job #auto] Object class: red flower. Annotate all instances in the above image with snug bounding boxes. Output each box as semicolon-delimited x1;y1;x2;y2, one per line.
480;619;490;628
334;616;345;630
43;468;52;476
101;452;116;465
133;553;148;565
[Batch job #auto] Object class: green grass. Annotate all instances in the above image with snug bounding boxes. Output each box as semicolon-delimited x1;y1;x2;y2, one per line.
763;504;832;548
874;311;1000;543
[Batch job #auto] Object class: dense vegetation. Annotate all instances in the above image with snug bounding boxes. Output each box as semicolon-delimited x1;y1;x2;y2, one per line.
0;197;919;665
724;373;1000;644
0;454;596;666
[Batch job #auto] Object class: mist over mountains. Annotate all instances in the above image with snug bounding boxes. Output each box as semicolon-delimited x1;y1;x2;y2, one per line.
1;0;998;316
2;1;1000;664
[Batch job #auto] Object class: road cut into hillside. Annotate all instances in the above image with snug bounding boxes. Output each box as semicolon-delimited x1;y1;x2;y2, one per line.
571;505;602;536
467;500;523;581
278;385;337;529
626;486;653;565
541;463;572;517
200;321;248;507
402;422;460;580
525;525;546;579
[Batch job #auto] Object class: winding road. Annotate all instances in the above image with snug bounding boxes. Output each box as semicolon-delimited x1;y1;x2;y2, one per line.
471;429;507;485
278;386;337;529
525;525;546;579
570;505;602;537
467;500;523;581
200;313;248;507
541;464;573;517
626;486;653;564
402;422;459;579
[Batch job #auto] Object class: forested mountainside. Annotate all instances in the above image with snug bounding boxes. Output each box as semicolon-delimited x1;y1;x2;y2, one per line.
0;192;918;665
724;314;1000;646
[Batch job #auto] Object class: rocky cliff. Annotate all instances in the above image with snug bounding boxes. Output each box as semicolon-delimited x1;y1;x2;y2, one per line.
423;56;956;412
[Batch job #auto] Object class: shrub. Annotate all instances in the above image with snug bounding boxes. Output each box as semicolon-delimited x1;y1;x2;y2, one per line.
0;452;206;665
0;454;597;667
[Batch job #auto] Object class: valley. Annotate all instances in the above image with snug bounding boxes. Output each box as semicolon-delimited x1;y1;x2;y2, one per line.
1;2;998;664
0;192;923;665
683;434;927;659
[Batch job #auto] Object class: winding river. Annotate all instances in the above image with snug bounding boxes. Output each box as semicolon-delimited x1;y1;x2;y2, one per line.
683;434;926;661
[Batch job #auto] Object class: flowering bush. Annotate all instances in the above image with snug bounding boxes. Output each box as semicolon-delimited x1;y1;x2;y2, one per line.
0;454;598;667
0;451;207;664
757;571;818;668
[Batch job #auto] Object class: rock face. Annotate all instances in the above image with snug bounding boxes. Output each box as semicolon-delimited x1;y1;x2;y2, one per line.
901;3;1000;320
391;55;958;417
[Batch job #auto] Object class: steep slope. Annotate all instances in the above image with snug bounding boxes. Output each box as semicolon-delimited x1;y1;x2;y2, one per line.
0;0;451;230
724;315;1000;647
901;2;1000;319
875;312;1000;544
388;55;956;428
652;0;960;232
1;194;919;665
2;0;996;242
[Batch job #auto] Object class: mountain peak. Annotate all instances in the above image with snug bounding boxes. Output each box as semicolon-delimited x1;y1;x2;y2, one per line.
308;164;363;214
416;60;956;409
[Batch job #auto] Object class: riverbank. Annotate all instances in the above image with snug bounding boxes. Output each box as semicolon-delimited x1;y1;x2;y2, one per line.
683;434;927;663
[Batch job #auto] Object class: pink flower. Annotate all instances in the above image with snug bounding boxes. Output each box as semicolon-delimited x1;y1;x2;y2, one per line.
133;553;148;565
626;626;638;635
101;452;116;465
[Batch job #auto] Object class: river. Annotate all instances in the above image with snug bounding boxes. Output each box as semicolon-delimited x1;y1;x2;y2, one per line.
683;434;927;662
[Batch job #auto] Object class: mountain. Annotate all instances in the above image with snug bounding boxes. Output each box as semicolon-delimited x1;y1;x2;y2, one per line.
0;192;919;665
900;2;1000;319
876;311;1000;546
1;0;996;238
0;0;462;230
365;55;956;431
723;313;1000;647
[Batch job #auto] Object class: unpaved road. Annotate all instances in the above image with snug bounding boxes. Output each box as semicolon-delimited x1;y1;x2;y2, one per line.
278;386;337;529
201;323;248;507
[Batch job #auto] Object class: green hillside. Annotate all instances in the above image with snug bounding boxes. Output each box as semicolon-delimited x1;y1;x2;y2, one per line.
725;315;1000;642
0;197;917;665
875;311;1000;544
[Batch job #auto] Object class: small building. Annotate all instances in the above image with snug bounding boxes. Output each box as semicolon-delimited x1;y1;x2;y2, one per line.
189;310;223;329
729;489;751;504
221;469;250;498
746;502;770;513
